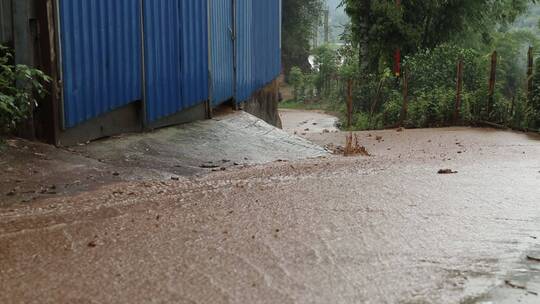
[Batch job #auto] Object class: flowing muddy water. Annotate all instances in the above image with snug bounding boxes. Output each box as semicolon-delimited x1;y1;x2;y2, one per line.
1;110;540;303
279;109;339;135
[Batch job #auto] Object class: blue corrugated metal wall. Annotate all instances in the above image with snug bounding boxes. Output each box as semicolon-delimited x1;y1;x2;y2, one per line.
143;0;183;123
254;0;281;89
144;0;209;123
178;0;209;114
235;0;254;102
210;0;235;105
235;0;281;103
59;0;142;128
57;0;279;129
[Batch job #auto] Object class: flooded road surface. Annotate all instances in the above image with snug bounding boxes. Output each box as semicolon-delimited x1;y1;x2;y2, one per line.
1;118;540;303
280;109;339;135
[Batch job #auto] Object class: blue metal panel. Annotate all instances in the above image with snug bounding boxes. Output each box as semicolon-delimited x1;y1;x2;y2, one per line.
179;0;209;110
235;0;281;103
144;0;209;123
58;0;142;128
210;0;235;105
235;0;254;102
143;0;183;123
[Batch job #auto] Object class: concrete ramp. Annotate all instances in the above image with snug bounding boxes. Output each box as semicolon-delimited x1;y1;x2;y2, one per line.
75;111;328;177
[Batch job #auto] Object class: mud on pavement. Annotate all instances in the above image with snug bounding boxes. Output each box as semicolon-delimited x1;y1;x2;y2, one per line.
1;112;326;208
1;115;540;303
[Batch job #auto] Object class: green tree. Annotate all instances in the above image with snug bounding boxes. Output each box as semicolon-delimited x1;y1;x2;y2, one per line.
283;0;323;74
529;60;540;128
312;45;339;97
342;0;534;75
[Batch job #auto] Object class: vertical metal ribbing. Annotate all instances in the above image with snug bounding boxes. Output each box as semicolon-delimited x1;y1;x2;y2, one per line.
232;0;237;104
140;0;147;127
207;0;213;117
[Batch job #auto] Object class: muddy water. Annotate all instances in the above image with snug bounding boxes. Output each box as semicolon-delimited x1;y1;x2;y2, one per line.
279;109;339;135
1;126;540;303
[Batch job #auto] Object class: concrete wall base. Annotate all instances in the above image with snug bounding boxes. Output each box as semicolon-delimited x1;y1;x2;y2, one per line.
57;102;208;146
147;102;207;130
241;79;282;128
57;102;143;146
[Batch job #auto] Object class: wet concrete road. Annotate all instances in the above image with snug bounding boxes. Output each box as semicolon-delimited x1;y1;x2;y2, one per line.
1;125;540;303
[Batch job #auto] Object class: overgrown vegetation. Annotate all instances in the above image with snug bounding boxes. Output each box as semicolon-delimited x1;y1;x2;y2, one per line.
282;0;540;132
282;0;324;74
0;45;50;135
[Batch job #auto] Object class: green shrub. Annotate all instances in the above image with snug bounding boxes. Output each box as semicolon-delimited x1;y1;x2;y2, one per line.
288;66;303;101
382;90;402;127
312;45;339;98
397;88;455;128
0;45;50;134
528;59;540;129
460;92;476;123
510;93;530;129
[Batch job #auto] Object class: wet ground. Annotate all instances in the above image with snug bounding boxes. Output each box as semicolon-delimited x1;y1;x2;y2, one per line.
1;110;540;303
1;112;325;208
280;109;340;135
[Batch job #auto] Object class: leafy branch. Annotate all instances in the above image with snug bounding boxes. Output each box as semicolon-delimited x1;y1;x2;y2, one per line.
0;45;51;134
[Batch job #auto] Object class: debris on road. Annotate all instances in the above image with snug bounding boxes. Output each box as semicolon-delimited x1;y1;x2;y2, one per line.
344;133;370;157
526;255;540;262
324;143;344;155
200;163;220;169
504;280;526;290
438;169;458;174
